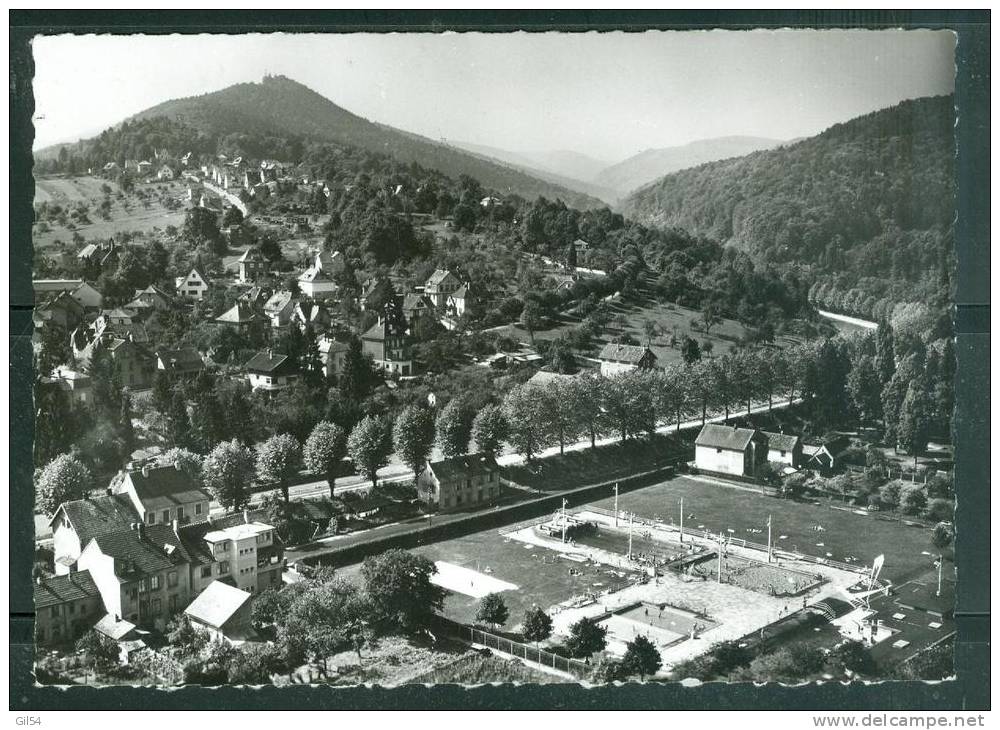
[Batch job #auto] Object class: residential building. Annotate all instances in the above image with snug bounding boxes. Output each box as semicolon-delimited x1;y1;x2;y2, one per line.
33;279;104;310
244;350;299;391
361;307;413;377
175;266;211;301
263;290;296;328
804;434;852;475
120;463;212;527
184;581;255;644
292;300;330;332
425;269;462;308
597;343;658;377
33;291;85;331
237;246;268;283
50;494;142;575
416;453;503;513
108;338;155;389
297;266;338;300
177;510;284;595
155;348;205;380
318;336;350;379
693;424;767;477
125;285;173;317
446;283;476;319
41;367;93;405
761;431;803;469
33;570;104;645
77;522;193;631
401;293;435;323
214;301;264;330
358;277;394;311
157;164;177;181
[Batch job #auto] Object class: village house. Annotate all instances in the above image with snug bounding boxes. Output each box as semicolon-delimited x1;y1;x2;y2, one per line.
401;293;435;323
804;434;852;475
237;246;269;283
177;510;284;596
318;336;350;379
50;494;143;575
33;279;105;311
120;463;212;527
155;348;204;381
157;164;177;181
761;431;803;470
297;265;338;300
292;300;330;332
263;290;297;328
597;343;658;376
359;277;394;311
175;266;211;302
361;308;414;377
214;301;264;331
125;284;173;317
424;269;462;309
244;350;299;391
416;453;503;513
33;570;104;646
77;241;119;272
41;367;93;405
694;423;767;478
137;160;153;175
77;522;193;631
446;283;476;319
107;338;155;389
184;581;255;644
33;291;85;332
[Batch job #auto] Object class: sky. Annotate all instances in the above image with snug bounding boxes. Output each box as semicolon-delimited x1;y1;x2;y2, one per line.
31;30;956;162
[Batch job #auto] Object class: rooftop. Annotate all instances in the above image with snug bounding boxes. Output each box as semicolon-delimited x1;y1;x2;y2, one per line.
125;464;211;511
244;350;296;374
695;423;759;451
52;494;141;544
597;343;656;365
203;521;273;543
761;431;801;452
427;452;500;483
33;570;100;609
184;581;253;630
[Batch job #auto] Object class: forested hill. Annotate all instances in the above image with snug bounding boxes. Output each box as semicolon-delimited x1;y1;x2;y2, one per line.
105;75;602;210
620;95;956;309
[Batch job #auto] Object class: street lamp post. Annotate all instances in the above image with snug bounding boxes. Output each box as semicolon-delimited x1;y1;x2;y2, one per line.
613;483;619;528
561;498;568;543
679;496;684;543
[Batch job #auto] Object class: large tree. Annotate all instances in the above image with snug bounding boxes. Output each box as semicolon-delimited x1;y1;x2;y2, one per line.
846;354;883;424
471;404;508;459
568;373;606;447
897;380;933;465
521;606;553;647
565;616;608;659
393;405;436;478
501;384;550;462
435;399;475;459
621;634;662;681
302;421;348;498
475;592;510;631
255;433;302;503
537;380;581;455
360;549;445;633
36;453;92;516
202;439;255;510
347;415;393;487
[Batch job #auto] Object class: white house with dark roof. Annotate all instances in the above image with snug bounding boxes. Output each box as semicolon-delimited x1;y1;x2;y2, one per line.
120;463;212;527
49;494;142;575
425;269;462;308
597;343;658;377
155;348;205;379
175;266;211;301
34;570;104;645
416;453;503;513
244;350;299;391
237;246;268;283
263;290;297;328
761;431;803;468
33;279;104;310
318;336;350;378
694;424;767;477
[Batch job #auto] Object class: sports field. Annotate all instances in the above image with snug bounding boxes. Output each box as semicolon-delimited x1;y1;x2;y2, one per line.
587;476;941;585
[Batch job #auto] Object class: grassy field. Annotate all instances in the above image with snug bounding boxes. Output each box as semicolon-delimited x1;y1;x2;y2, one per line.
588;476;943;585
499;284;804;366
408;653;561;684
33;176;187;253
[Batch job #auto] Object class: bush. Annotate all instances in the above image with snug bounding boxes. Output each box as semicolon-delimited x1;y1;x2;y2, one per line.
899;484;928;516
925;498;954;523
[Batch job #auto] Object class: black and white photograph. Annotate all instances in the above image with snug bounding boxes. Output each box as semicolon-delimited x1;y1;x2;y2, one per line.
17;20;981;703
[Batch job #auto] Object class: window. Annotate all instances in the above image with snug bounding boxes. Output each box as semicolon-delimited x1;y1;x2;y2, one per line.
780;451;787;457
488;472;494;483
69;602;76;615
201;566;212;578
195;503;203;516
177;506;185;520
162;509;170;523
150;575;160;590
147;513;156;525
167;571;178;588
716;448;723;454
466;479;472;489
152;598;162;614
168;595;179;612
219;561;230;575
50;606;59;618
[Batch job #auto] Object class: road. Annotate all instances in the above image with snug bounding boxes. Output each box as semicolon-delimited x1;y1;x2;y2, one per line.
816;309;878;330
33;394;799;544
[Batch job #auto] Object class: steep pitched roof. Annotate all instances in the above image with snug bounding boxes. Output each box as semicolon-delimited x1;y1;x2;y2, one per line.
426;452;500;483
263;290;295;314
51;494;141;544
94;614;138;641
215;302;262;325
298;266;334;284
244;350;295;374
156;348;203;373
184;581;252;630
695;424;758;452
761;431;801;452
402;293;434;311
426;269;459;288
362;319;407;342
125;465;211;510
33;570;100;609
597;343;656;365
317;337;350;356
88;528;187;577
238;246;266;263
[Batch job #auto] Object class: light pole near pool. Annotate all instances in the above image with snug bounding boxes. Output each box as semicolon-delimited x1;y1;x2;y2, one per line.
613;483;619;527
679;497;684;543
561;498;568;543
767;514;773;563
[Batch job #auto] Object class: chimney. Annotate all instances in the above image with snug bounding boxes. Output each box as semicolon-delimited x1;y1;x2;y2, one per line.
243;509;250;525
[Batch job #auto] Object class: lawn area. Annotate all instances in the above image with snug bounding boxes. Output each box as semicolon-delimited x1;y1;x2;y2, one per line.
498;284;804;366
588;476;943;585
504;433;689;492
33;176;187;254
336;528;643;628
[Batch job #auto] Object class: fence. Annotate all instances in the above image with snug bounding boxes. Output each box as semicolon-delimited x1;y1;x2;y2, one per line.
429;615;590;678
